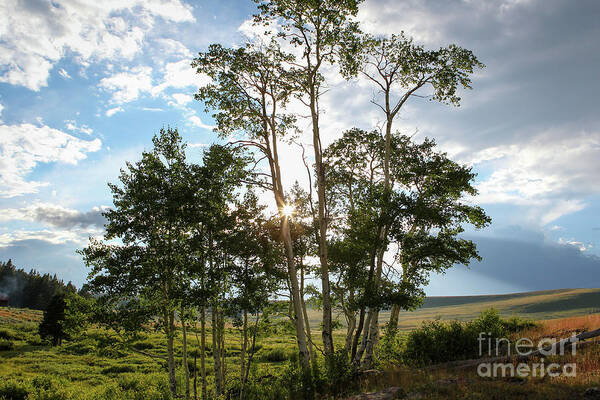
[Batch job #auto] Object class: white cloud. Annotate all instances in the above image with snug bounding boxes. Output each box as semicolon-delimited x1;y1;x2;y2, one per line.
0;123;101;198
466;129;600;225
0;0;195;91
106;106;124;117
170;93;193;106
0;229;98;247
152;59;211;95
99;59;209;105
58;68;71;79
188;143;209;148
99;66;153;103
189;115;215;130
356;0;540;46
154;38;192;58
558;237;590;252
64;120;93;135
0;203;107;229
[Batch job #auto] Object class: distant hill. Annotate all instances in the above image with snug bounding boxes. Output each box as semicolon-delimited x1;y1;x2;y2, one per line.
307;288;600;331
391;288;600;330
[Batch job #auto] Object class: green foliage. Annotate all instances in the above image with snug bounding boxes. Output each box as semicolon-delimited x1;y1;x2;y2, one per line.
0;328;16;340
0;380;29;400
323;350;356;397
375;329;406;366
325;128;491;319
258;347;293;363
0;339;14;351
503;315;538;333
396;309;528;366
60;340;96;355
38;293;67;346
102;365;137;374
0;374;172;400
131;340;155;351
38;291;90;346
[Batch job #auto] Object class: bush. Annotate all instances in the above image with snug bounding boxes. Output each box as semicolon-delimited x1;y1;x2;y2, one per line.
61;341;96;355
114;373;172;400
401;309;510;366
323;350;355;397
0;380;29;400
259;347;292;363
26;336;46;346
30;376;74;400
0;328;17;340
102;365;137;374
502;316;538;333
0;339;15;351
131;340;154;351
375;329;405;365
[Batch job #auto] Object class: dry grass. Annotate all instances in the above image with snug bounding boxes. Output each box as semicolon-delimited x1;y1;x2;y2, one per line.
0;307;43;324
540;314;600;336
359;313;600;399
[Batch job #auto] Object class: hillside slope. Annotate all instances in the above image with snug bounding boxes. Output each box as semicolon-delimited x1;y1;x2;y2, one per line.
307;288;600;331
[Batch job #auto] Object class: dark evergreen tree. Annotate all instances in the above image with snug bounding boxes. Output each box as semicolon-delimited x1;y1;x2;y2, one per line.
0;260;73;310
38;293;67;346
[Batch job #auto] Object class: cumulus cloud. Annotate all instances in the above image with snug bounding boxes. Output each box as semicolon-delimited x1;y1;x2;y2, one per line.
0;123;101;197
0;0;195;91
0;230;87;247
0;203;107;229
105;106;124;117
58;68;71;79
170;93;194;106
64;120;93;135
152;59;212;94
463;129;600;225
99;66;153;104
154;38;192;59
188;115;215;130
356;0;544;46
99;59;210;105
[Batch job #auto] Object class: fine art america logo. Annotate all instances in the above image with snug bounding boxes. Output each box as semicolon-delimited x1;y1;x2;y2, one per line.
477;332;578;378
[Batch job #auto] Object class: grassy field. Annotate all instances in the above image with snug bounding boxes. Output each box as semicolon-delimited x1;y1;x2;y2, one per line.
0;309;303;399
1;288;599;399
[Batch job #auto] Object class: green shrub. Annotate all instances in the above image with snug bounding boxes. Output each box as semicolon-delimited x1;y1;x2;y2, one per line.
26;336;45;346
0;339;15;351
30;376;73;400
502;316;538;333
0;328;17;340
259;347;292;362
375;329;406;365
115;373;172;400
61;340;96;355
401;309;509;366
102;365;137;374
323;349;355;397
0;380;29;400
131;340;154;350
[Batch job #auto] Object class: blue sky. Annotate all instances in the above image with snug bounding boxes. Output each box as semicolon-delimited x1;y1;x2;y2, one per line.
0;0;599;295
